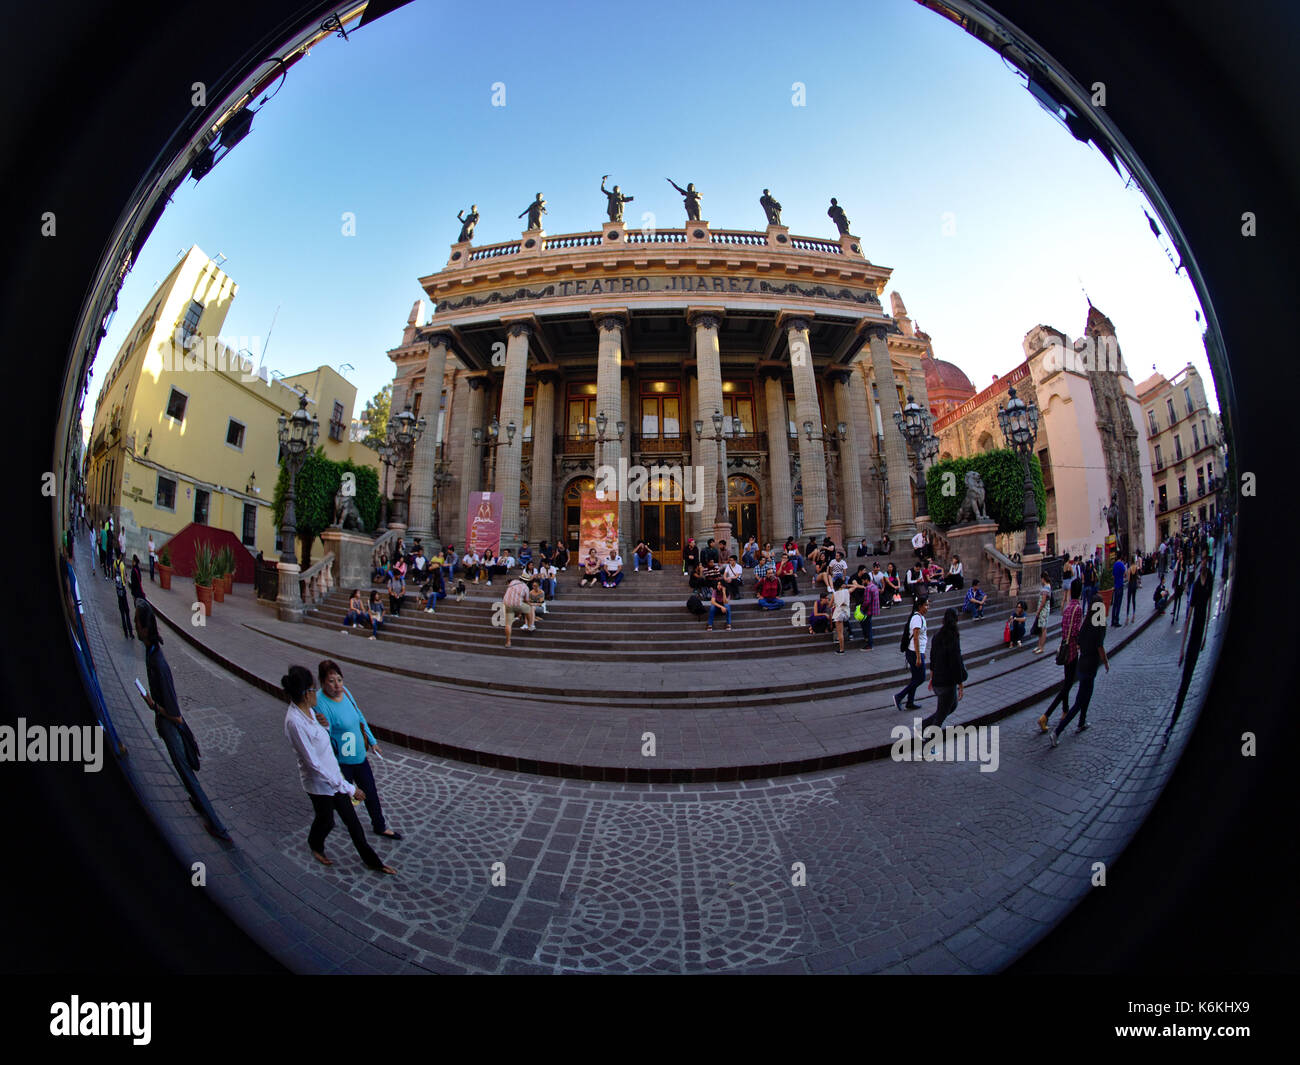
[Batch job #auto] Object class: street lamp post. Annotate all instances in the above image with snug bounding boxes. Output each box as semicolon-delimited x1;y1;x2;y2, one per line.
804;419;848;548
997;384;1042;556
384;403;426;531
377;445;393;529
594;408;627;554
695;408;732;559
892;394;934;532
275;393;320;621
471;415;516;492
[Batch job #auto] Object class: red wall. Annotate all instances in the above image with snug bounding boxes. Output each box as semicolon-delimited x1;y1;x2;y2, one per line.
160;524;258;583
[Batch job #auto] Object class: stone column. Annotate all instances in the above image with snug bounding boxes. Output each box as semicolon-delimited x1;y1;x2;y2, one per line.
619;373;632;559
867;327;915;539
686;370;704;542
406;333;451;545
848;364;879;538
689;309;727;547
529;371;558;546
457;375;487;543
497;320;531;552
763;370;793;541
784;316;828;541
831;368;865;543
592;312;626;479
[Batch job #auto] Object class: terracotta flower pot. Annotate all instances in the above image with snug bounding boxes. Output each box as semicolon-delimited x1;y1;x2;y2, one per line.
224;573;234;595
195;584;213;615
1099;588;1114;611
157;564;172;591
212;580;225;603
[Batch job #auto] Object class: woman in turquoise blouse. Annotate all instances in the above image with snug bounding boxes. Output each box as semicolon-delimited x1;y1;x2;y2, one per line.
313;659;402;841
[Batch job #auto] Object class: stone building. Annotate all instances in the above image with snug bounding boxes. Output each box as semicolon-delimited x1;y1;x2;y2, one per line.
384;210;944;564
1134;363;1222;540
934;305;1156;559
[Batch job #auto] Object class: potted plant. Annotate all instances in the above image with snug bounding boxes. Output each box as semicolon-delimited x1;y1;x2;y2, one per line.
193;542;216;615
157;543;173;590
217;545;235;595
1098;562;1115;613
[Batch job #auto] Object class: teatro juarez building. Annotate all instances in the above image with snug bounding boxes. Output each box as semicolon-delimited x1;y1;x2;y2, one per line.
386;190;947;566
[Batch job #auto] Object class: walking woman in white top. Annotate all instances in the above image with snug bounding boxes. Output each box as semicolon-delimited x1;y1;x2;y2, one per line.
281;665;395;875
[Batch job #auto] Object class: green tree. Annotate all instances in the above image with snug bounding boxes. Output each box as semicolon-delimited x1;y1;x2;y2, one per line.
361;384;392;449
273;450;382;564
925;449;1048;536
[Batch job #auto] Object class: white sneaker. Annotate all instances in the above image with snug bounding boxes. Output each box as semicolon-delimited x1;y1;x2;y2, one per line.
341;629;348;634
368;635;376;641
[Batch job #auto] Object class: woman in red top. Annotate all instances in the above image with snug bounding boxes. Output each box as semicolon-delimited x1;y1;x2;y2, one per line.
1038;577;1085;733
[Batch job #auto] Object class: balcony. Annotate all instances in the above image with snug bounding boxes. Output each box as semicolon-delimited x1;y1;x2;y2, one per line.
562;435;594;455
726;431;766;453
1157;500;1168;514
634;433;686;455
1155;457;1164;471
1178;493;1189;506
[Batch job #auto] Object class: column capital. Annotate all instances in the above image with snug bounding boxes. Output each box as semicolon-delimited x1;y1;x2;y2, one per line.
758;360;787;382
591;309;629;332
464;371;491;391
424;330;455;350
686;306;726;331
778;311;813;334
533;366;562;386
501;318;535;339
860;319;898;342
825;367;853;386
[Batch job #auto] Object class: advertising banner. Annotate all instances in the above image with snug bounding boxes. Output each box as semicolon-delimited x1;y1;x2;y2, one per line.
466;491;503;556
579;491;619;564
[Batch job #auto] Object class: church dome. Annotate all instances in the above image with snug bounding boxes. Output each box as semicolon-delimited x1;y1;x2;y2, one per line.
923;355;975;397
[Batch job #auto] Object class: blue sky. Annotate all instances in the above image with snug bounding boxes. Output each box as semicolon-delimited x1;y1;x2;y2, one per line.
88;0;1213;429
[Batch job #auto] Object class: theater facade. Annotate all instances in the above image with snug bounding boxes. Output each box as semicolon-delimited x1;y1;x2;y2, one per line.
387;213;939;565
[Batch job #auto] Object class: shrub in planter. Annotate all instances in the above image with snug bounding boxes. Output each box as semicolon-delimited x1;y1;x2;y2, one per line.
193;542;217;615
217;545;235;594
157;543;173;590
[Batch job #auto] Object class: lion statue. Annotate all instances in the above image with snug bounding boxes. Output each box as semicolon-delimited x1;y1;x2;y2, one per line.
333;486;366;532
953;470;989;524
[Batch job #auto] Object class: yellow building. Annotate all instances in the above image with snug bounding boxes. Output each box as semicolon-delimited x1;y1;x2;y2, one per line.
84;245;377;562
1135;363;1221;540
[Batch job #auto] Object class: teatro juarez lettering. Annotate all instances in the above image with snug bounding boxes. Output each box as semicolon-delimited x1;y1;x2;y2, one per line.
437;274;882;312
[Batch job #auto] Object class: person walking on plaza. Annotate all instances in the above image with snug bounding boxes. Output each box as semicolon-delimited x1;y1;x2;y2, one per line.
366;590;384;640
858;567;881;649
502;575;536;647
99;521;111;579
922;608;967;733
1050;603;1109;746
1032;574;1052;654
1038;578;1084;733
831;576;851;654
314;660;402;841
1163;555;1213;747
129;555;146;604
133;601;231;841
387;566;406;617
147;534;157;582
1111;553;1126;628
1170;550;1186;624
113;555;135;638
282;665;394;874
1125;554;1141;622
893;596;929;712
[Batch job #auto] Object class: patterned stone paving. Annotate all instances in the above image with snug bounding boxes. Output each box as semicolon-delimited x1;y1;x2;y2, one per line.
72;545;1231;973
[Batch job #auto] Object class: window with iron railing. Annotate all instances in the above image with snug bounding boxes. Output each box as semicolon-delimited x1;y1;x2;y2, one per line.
329;401;345;442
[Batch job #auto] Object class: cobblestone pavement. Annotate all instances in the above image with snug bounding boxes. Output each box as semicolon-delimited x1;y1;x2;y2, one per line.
73;548;1231;973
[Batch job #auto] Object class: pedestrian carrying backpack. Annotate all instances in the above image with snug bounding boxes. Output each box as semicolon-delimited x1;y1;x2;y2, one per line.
687;593;706;616
900;612;917;653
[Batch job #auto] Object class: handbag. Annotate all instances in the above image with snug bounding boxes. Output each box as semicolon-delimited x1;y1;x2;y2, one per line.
1054;638;1070;666
178;719;201;772
853;604;865;622
1003;619;1011;644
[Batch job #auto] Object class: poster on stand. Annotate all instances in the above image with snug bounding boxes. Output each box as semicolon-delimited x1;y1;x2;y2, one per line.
579;491;619;564
466;492;502;556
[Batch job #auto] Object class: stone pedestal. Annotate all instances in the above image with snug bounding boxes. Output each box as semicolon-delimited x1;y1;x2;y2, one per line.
1020;551;1044;602
944;521;999;588
825;518;844;554
712;519;734;562
321;528;375;589
276;561;303;623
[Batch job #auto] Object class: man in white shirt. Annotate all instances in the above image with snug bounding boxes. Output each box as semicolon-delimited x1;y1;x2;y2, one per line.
147;534;157;582
893;596;929;712
463;550;482;582
413;549;427;573
600;550;624;588
827;551;849;584
499;551;518;570
722;556;743;597
869;562;886;589
538;561;558;600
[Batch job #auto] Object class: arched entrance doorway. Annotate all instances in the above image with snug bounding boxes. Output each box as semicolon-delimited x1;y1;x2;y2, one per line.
564;477;593;553
639;472;684;568
727;475;760;548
